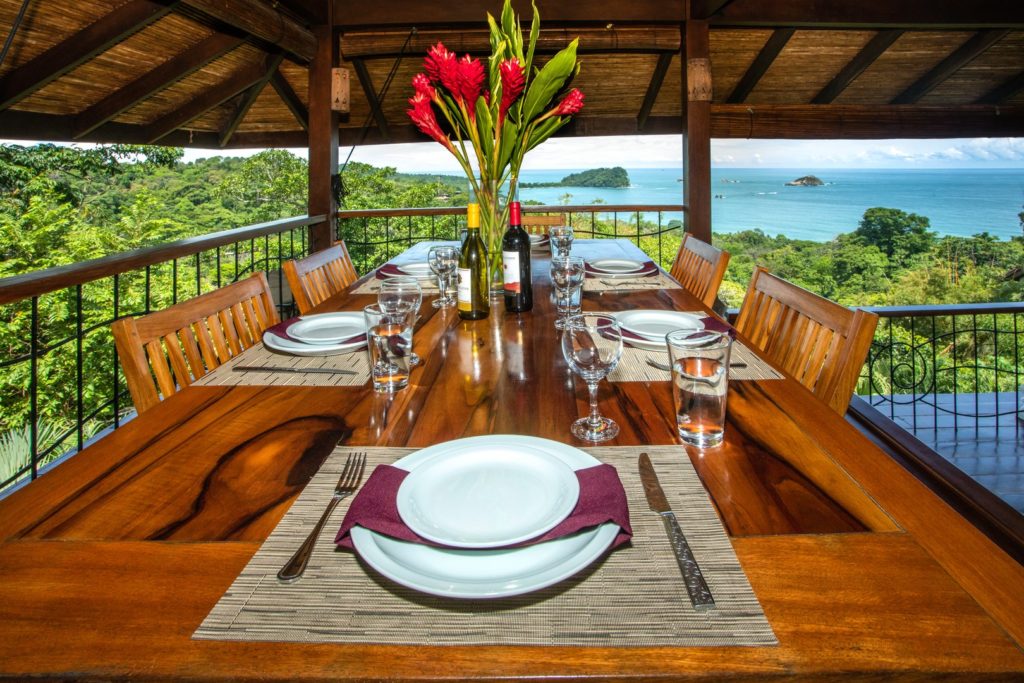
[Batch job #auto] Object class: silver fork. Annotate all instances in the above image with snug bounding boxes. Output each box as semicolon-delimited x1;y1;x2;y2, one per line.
278;451;366;582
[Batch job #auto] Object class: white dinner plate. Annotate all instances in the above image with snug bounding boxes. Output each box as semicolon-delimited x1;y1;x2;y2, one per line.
262;314;367;357
287;313;367;345
614;310;704;343
587;258;647;274
396;442;580;548
351;435;619;599
389;262;433;279
529;233;547;243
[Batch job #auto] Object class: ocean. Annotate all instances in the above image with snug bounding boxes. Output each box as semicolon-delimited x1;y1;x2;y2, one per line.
513;168;1024;242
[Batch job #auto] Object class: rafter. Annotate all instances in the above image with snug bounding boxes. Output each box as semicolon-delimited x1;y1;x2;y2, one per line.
270;69;309;131
180;0;316;62
812;30;902;104
352;58;390;141
892;29;1009;104
712;0;1024;28
726;28;794;104
218;54;285;147
0;0;179;111
977;70;1024;105
638;53;674;131
144;56;274;143
73;32;245;139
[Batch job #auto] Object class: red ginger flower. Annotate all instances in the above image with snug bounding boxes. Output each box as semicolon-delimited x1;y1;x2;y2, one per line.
498;59;525;121
407;92;453;152
554;88;585;116
412;73;435;99
423;42;455;83
456;54;486;107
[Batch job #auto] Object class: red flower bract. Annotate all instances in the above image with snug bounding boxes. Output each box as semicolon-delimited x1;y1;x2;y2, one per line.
498;59;525;121
423;42;455;83
412;73;435;99
554;88;585;116
456;55;486;107
407;92;453;152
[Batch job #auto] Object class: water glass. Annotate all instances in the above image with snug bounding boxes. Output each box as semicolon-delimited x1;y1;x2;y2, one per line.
562;314;624;442
550;226;574;258
428;245;458;308
550;256;585;329
378;276;422;365
667;329;732;448
364;304;412;393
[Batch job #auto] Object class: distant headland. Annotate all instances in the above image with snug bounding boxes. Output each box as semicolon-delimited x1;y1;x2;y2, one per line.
786;175;824;186
520;167;630;188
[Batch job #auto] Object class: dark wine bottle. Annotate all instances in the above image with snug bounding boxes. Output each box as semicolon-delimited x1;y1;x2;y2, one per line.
502;201;533;312
457;202;490;320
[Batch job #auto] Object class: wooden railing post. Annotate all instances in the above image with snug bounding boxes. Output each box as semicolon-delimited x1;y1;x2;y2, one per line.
682;14;712;243
307;14;339;253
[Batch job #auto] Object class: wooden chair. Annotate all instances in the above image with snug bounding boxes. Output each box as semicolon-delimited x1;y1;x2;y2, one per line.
112;273;280;414
670;233;730;308
734;266;878;415
282;241;358;314
521;213;566;235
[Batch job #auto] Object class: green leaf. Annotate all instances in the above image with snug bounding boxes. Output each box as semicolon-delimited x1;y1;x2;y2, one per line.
521;39;578;121
525;0;540;80
475;96;494;159
526;116;568;152
497;120;518;172
501;0;516;41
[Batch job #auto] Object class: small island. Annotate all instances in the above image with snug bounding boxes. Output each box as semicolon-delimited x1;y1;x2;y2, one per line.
521;167;630;188
786;175;825;187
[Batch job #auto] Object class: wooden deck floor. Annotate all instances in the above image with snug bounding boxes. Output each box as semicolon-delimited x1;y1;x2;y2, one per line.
865;392;1024;513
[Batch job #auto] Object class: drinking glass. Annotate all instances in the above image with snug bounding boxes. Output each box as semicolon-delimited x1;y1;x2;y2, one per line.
550;256;585;329
377;277;422;366
561;314;624;442
550;226;574;258
428;245;458;308
364;304;412;393
667;329;732;448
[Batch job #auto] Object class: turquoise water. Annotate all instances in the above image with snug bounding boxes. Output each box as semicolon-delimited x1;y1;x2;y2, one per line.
514;168;1024;242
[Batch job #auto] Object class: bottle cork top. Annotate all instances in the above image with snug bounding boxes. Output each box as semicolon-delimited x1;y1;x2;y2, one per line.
509;201;522;226
466;202;480;227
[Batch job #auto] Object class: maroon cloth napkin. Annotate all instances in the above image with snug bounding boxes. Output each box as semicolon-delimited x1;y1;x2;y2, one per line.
262;316;366;344
335;463;632;550
585;260;658;278
375;263;410;280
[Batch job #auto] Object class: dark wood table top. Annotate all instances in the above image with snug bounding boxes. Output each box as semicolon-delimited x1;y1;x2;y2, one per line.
1;239;1022;681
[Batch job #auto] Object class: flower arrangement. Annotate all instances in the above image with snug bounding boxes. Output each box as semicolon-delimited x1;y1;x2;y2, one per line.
407;0;584;288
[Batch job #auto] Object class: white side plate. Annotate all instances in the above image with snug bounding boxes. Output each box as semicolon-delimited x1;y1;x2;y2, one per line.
587;258;646;273
287;313;367;345
614;310;704;341
390;262;433;279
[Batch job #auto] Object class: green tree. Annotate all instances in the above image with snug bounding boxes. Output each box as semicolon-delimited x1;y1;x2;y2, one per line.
853;207;935;271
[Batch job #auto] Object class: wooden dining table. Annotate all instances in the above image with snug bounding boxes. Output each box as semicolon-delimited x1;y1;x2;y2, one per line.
1;239;1022;681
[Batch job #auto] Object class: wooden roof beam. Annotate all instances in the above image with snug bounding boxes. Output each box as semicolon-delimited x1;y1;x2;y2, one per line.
637;53;674;131
332;1;685;28
144;55;276;143
892;30;1009;104
812;30;902;104
180;0;316;62
693;1;737;19
218;54;286;147
0;0;179;111
712;0;1024;28
270;69;309;130
977;70;1024;105
726;28;793;104
351;58;390;141
73;32;245;139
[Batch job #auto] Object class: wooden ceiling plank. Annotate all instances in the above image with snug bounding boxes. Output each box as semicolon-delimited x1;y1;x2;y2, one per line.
270;68;309;131
694;1;738;19
351;58;390;141
977;70;1024;105
812;30;902;104
143;56;274;144
0;0;180;111
332;1;686;28
713;0;1024;28
726;28;794;104
892;29;1010;104
638;53;674;130
180;0;316;62
218;54;286;147
73;33;246;139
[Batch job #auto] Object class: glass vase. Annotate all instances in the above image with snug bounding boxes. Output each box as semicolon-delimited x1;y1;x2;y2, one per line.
477;179;507;299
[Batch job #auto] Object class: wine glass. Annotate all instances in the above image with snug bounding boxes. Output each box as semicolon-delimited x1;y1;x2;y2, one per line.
378;276;422;366
428;245;458;308
550;226;574;259
550;256;585;329
562;313;624;442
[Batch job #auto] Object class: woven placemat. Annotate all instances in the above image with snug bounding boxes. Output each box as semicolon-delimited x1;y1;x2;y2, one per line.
193;343;370;387
194;445;776;647
610;339;783;383
583;272;681;293
352;275;441;296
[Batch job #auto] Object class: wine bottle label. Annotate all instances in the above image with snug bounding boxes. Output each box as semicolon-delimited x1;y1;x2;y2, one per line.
457;267;472;312
502;251;521;294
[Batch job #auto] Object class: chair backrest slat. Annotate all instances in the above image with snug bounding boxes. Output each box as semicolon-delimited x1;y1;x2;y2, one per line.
283;242;358;314
735;266;878;414
670;234;730;308
521;214;566;235
112;273;280;413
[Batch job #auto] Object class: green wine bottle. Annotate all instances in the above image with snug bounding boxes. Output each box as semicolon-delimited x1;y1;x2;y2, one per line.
457;203;490;320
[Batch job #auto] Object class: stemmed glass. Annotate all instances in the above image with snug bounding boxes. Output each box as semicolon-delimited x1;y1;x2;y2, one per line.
562;313;624;442
378;276;422;366
550;256;585;329
428;246;458;308
550;226;574;258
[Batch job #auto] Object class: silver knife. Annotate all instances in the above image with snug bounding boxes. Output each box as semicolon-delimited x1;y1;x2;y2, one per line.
232;365;356;375
638;452;716;610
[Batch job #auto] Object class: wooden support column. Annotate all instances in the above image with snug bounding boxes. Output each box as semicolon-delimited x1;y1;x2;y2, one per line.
682;18;712;244
307;19;339;253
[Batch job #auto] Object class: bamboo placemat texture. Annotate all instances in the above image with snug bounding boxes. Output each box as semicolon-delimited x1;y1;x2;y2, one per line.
193;343;370;387
583;272;681;293
351;276;440;295
610;339;783;383
194;445;776;647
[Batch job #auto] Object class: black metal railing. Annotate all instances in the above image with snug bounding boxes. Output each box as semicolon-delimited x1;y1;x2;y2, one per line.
858;302;1024;434
0;215;325;494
